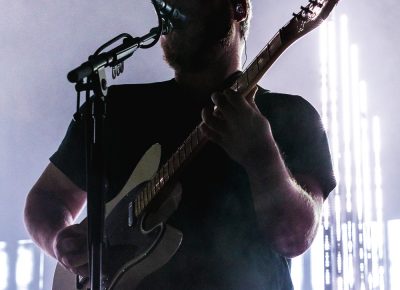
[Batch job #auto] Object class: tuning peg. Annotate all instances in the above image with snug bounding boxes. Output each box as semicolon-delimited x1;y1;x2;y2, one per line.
301;6;312;14
292;12;307;21
309;0;323;8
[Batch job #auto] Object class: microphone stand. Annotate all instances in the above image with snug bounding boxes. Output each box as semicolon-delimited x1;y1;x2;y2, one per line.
69;8;174;290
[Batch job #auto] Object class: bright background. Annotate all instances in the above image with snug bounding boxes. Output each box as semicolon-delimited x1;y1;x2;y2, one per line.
0;0;399;289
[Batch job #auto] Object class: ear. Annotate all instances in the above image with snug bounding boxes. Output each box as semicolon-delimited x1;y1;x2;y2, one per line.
232;0;248;22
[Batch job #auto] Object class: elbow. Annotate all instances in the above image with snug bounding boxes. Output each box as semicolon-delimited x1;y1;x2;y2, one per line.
270;232;314;258
23;189;36;233
266;208;321;258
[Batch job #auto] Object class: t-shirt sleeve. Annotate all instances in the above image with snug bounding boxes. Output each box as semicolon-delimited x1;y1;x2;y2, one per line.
50;116;87;191
257;91;336;199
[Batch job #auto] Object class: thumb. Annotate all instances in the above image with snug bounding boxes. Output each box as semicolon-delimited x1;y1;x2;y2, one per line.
245;86;258;106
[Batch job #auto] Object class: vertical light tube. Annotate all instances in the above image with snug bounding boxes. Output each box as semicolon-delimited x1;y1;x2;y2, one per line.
372;116;385;289
359;81;373;289
0;242;8;290
387;220;400;290
339;15;354;290
320;20;333;290
320;22;329;131
339;15;352;215
291;256;304;290
327;21;343;290
341;223;350;289
15;240;34;290
310;227;325;290
327;20;340;192
350;44;363;222
39;251;45;290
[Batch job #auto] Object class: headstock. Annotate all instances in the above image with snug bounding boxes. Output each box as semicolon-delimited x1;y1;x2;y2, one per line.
281;0;340;42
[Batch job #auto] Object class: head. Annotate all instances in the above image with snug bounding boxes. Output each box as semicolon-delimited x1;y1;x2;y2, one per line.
161;0;252;74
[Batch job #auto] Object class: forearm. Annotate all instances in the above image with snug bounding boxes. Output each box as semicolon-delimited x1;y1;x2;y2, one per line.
244;141;322;258
24;188;75;258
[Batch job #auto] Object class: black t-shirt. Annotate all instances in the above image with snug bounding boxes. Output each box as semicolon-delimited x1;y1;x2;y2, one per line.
50;79;336;289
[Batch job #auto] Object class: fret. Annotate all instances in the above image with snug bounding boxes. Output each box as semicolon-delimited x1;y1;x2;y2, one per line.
140;192;146;208
148;178;154;198
257;50;268;71
168;156;174;176
153;171;160;193
159;167;165;187
163;163;170;182
235;75;248;93
145;184;151;204
173;152;180;172
256;55;261;72
197;125;204;142
179;146;186;165
246;62;259;86
195;126;200;142
143;188;148;206
147;178;152;197
149;177;156;198
137;193;143;213
135;196;139;216
191;129;198;149
141;192;145;211
268;32;283;58
266;42;272;58
184;139;192;157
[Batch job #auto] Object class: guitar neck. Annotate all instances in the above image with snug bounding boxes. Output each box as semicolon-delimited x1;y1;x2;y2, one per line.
232;30;294;96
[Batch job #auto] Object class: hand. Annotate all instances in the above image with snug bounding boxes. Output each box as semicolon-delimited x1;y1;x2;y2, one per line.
53;220;88;277
201;87;274;169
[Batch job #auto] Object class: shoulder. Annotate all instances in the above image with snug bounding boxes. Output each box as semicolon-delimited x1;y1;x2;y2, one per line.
108;79;175;98
255;87;319;116
106;79;176;112
255;87;323;131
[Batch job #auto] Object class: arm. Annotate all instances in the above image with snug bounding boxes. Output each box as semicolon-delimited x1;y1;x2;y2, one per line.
24;162;88;274
201;88;327;258
243;139;324;258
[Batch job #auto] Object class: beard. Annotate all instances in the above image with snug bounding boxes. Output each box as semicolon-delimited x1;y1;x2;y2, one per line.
161;2;234;73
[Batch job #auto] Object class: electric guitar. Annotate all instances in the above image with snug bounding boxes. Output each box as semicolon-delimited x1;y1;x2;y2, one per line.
52;0;340;289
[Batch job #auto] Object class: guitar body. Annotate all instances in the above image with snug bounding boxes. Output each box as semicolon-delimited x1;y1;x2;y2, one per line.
53;216;182;290
52;144;183;290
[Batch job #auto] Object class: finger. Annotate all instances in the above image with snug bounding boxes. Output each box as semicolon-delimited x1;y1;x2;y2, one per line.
64;261;89;277
62;251;88;269
245;86;259;108
223;89;248;110
200;123;224;145
59;236;86;254
211;92;235;116
201;107;227;133
74;264;89;277
245;86;258;101
57;224;87;240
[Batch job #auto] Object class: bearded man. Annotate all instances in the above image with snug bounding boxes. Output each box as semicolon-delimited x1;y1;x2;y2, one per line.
24;0;336;289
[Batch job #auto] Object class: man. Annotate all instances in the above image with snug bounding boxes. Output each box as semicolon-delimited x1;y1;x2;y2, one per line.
24;0;336;289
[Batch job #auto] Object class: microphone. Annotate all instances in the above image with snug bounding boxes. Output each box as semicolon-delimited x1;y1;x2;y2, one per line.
151;0;188;29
